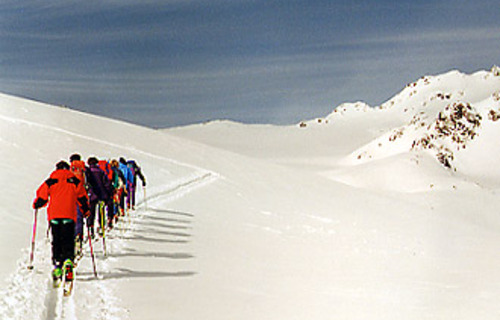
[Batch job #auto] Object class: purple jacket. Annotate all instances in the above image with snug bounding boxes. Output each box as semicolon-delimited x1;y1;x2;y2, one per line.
86;164;112;202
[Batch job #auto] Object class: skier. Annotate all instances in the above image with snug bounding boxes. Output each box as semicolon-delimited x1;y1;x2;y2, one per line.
126;159;146;210
69;153;88;258
110;159;126;222
86;157;112;237
118;157;133;213
97;159;115;226
32;160;90;288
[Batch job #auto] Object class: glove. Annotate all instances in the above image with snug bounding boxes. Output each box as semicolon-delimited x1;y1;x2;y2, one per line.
83;210;91;218
142;181;146;187
33;198;47;209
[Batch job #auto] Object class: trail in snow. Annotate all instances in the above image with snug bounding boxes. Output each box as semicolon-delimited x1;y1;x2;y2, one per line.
0;171;217;320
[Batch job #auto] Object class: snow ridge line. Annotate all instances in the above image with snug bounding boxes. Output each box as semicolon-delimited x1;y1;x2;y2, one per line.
0;113;210;174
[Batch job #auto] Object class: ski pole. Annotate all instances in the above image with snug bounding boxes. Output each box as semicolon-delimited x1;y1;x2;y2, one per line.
46;224;51;243
100;201;107;256
143;185;147;210
27;209;38;270
87;218;98;278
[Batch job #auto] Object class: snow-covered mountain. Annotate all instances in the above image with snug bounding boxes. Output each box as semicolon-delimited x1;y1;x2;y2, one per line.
171;66;500;191
334;68;500;184
1;67;500;320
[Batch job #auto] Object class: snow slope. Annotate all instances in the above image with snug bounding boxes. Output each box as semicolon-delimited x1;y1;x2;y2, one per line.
170;68;500;191
2;67;500;320
0;93;217;319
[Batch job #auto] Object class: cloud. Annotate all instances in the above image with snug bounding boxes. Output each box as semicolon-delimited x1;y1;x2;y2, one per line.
1;0;500;128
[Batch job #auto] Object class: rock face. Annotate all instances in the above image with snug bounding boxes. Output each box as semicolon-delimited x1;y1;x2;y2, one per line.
411;102;482;169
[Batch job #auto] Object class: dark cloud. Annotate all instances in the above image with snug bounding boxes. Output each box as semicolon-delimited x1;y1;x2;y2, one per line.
0;0;499;127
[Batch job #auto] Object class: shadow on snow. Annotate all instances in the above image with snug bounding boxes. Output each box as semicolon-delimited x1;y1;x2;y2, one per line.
77;268;196;281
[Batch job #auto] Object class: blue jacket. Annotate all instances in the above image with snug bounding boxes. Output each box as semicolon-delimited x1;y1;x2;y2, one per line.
119;162;133;187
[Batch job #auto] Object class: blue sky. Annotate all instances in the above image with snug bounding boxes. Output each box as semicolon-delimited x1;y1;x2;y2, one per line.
1;0;499;128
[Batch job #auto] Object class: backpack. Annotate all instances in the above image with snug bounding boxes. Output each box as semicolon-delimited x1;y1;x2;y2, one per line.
70;160;86;183
98;160;113;181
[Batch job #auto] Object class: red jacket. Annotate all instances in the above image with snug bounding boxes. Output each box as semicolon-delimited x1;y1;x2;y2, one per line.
33;168;89;221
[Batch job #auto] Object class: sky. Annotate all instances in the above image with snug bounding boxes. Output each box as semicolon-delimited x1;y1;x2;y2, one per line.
1;0;500;128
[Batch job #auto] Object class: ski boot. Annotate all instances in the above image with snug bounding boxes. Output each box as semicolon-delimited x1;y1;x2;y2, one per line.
63;259;74;281
62;259;75;296
52;266;63;288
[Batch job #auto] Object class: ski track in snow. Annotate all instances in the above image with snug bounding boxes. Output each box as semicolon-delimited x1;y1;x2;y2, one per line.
139;172;219;206
0;171;218;320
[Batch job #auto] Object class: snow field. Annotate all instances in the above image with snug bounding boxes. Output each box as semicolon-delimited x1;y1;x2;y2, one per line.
2;67;500;319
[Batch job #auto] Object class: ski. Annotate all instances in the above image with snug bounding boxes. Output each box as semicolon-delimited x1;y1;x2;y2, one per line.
63;280;74;297
53;278;62;289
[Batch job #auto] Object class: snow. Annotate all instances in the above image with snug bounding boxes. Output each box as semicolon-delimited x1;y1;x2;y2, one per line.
1;67;500;319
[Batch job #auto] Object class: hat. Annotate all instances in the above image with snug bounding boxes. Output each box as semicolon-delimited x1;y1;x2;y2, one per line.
87;157;99;166
70;154;81;162
56;160;70;170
